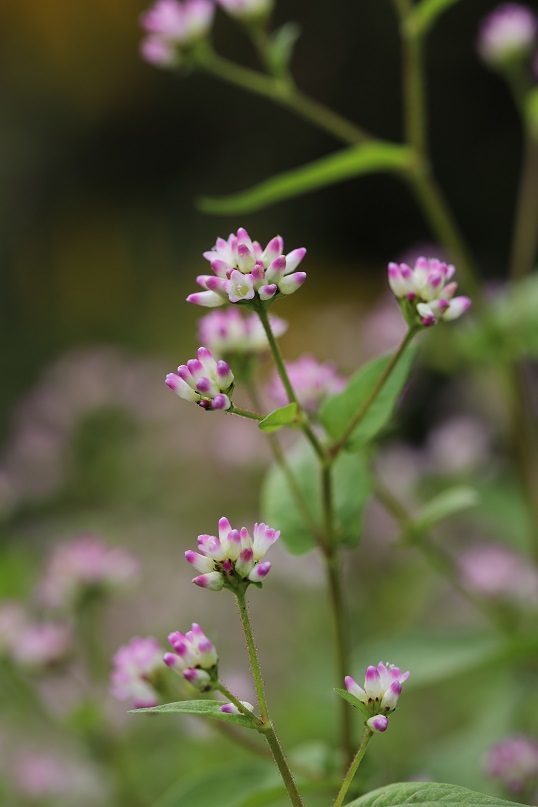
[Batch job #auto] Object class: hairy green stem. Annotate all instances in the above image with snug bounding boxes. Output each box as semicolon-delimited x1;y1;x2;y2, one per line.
235;590;304;806
332;726;373;807
329;328;416;459
199;49;370;145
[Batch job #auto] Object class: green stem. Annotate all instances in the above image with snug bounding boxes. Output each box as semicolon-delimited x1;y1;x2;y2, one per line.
235;589;270;723
199;49;370;146
256;304;326;462
264;728;305;807
509;128;538;280
332;726;373;807
329;328;416;459
228;403;265;420
235;590;304;807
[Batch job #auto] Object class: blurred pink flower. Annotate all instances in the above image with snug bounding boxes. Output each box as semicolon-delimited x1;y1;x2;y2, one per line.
12;622;72;669
110;636;164;708
426;416;491;474
38;534;139;609
140;0;215;68
198;308;287;357
478;4;537;66
11;750;104;803
485;735;538;793
267;354;346;414
459;543;538;607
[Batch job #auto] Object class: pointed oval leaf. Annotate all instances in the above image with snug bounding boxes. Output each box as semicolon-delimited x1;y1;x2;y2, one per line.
320;348;416;450
261;442;371;554
130;699;257;729
198;142;412;214
413;487;479;534
346;782;526;807
258;403;299;433
334;688;371;720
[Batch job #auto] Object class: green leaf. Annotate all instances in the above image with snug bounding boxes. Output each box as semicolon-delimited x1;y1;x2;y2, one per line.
334;688;371;721
413;486;479;533
198;142;412;214
346;781;526;807
411;0;462;34
319;349;416;450
258;403;299;433
266;23;301;77
130;700;257;729
261;442;371;554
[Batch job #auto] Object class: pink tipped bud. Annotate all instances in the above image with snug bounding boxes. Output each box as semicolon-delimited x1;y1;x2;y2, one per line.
185;550;215;574
192;572;225;591
216;360;234;389
183;668;212;690
367;715;389;733
345;675;367;703
211;393;231;411
236;547;255;578
220;700;254;715
278;272;306;295
259;284;278;301
163;651;184;669
248;561;271;582
380;680;402;711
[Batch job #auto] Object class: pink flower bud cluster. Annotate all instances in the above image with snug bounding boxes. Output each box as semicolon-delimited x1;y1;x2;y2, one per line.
345;661;409;732
388;257;471;327
186;517;280;591
198;308;288;356
164;623;218;691
38;534;138;609
478;4;537;66
110;636;164;708
166;347;234;411
187;228;307;308
140;0;215;68
485;735;538;793
268;354;347;414
217;0;272;20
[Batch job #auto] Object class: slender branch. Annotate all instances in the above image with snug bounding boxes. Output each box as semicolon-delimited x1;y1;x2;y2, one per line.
217;681;263;726
509;130;538;280
228;403;265;420
198;49;371;146
256;304;326;462
332;726;373;807
329;328;416;460
235;590;305;807
235;590;270;723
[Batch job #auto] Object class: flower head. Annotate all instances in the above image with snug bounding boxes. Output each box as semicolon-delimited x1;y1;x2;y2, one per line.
459;543;538;608
187;228;307;308
478;4;537;66
198;308;288;357
140;0;215;69
111;636;164;708
267;354;346;414
388;257;471;327
186;517;280;591
164;623;218;691
38;534;138;609
217;0;273;21
485;735;538;793
166;347;234;411
345;662;409;721
12;622;72;669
